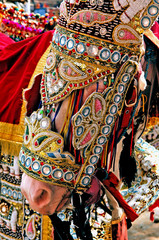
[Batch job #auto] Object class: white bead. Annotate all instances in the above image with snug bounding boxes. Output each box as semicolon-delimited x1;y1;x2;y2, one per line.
58;80;64;88
88;45;98;57
53;85;59;93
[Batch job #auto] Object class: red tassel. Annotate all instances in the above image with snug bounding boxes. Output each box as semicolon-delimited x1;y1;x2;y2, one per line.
73;90;83;163
74;89;83;113
108;121;117;172
101;144;105;168
69;125;73;152
150;211;154;222
149;199;159;212
103;172;139;222
78;153;81;163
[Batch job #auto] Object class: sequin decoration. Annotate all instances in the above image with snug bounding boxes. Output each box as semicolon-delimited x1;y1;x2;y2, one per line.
105;115;114;125
60;35;67;46
52;169;63;179
32;161;40;171
67;39;75;50
72;60;137;188
141;16;151;28
67;10;117;27
99;48;110;61
42;165;52;176
148;5;158;16
81;176;91;186
93;146;103;154
111;51;121;63
76;42;86;54
97;136;107;145
45;52;56;71
89;155;99;164
64;172;74;181
88;45;99;57
40;117;51;129
85;165;95;175
102;126;111;135
25;157;31;168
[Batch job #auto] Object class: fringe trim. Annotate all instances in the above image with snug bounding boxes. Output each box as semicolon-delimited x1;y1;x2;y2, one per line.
42;215;53;240
0;122;24;155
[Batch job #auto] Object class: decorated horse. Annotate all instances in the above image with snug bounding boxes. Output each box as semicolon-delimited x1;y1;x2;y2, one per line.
0;0;159;239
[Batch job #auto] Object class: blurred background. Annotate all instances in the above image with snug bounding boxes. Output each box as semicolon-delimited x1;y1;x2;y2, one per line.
0;0;60;18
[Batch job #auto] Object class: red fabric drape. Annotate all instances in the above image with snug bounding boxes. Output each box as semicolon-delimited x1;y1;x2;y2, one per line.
0;31;53;124
103;172;139;222
0;33;15;51
112;215;128;240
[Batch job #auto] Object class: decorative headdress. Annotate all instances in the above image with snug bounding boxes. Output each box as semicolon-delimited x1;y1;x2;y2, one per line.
19;0;159;190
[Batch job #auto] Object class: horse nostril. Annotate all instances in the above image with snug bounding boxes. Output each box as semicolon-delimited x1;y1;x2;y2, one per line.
38;190;46;200
34;189;50;207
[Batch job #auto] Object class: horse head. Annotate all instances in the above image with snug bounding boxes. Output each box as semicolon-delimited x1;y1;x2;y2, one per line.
19;0;158;233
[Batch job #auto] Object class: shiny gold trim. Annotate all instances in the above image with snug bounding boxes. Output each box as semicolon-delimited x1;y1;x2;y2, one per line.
42;215;53;240
0;122;24;155
56;25;140;51
21;43;52;125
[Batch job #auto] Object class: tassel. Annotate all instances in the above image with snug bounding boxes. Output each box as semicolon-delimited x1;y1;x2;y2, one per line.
111;73;114;83
141;94;147;113
104;141;108;168
149;199;159;212
72;191;93;240
119;132;137;187
78;151;81;163
52;103;56;113
108;121;117;172
108;75;111;86
103;172;139;222
150;211;154;222
96;82;99;92
101;144;105;168
104;76;107;86
49;213;74;240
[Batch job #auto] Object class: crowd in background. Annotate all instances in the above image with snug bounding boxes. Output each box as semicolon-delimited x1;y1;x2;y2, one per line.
0;2;57;41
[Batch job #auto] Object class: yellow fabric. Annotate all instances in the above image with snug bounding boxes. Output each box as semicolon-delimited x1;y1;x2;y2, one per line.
42;215;53;240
